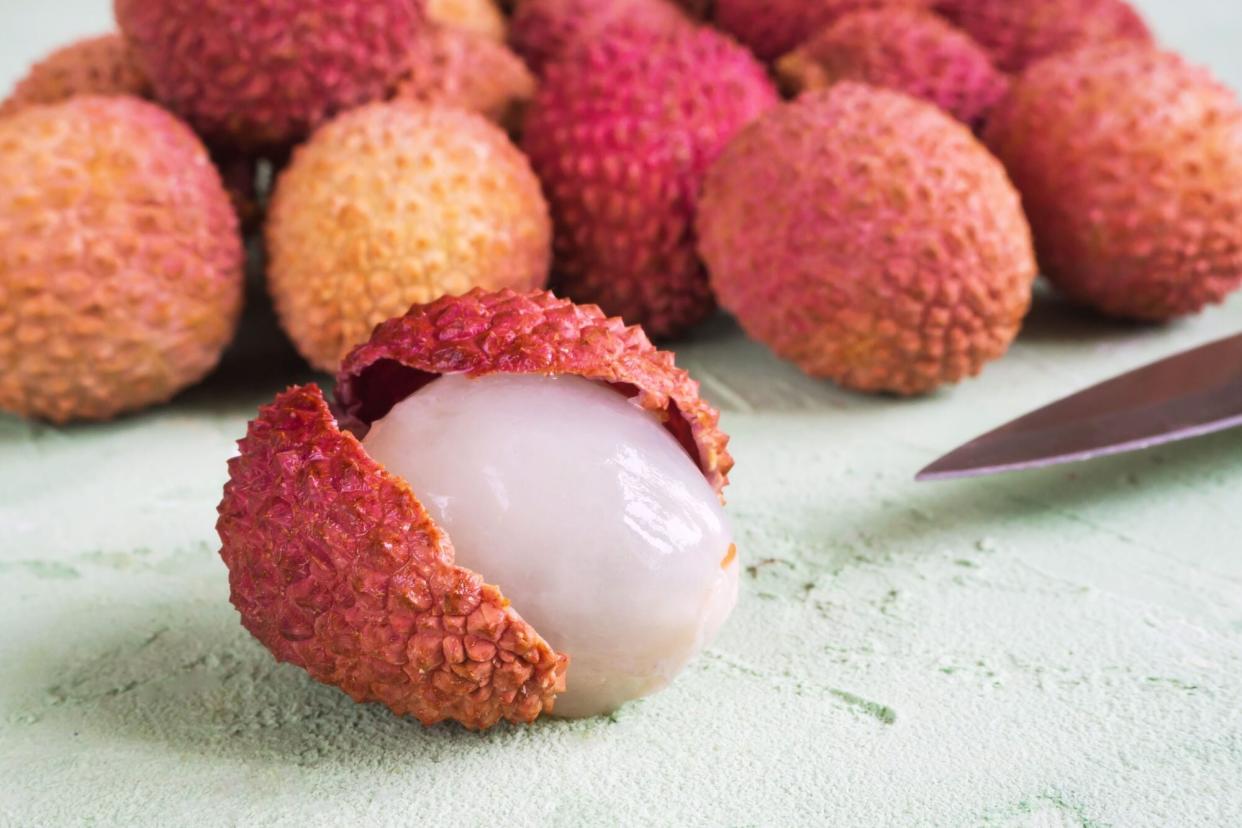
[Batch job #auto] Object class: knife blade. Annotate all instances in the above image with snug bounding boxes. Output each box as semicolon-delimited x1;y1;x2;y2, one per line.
917;332;1242;481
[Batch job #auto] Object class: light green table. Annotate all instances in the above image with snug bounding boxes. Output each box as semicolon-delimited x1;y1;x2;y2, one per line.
2;2;1240;825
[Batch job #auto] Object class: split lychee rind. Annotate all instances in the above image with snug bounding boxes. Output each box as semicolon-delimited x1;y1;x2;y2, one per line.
984;45;1242;320
218;288;733;728
932;0;1152;75
0;34;151;118
713;0;928;62
0;96;243;423
216;383;568;730
393;28;536;133
337;288;733;496
266;102;551;372
521;25;778;339
114;0;423;149
509;0;688;75
776;9;1008;129
697;84;1036;395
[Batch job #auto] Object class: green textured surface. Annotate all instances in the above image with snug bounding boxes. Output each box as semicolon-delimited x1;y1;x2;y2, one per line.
2;2;1242;825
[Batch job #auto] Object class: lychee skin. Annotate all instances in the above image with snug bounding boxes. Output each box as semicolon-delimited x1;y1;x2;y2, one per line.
426;0;507;42
776;10;1008;130
217;288;732;729
984;45;1242;321
0;97;243;422
697;84;1036;395
713;0;928;62
393;28;536;134
932;0;1152;75
114;0;422;149
0;34;151;117
266;103;551;373
521;26;778;339
217;384;568;730
509;0;688;75
337;288;733;495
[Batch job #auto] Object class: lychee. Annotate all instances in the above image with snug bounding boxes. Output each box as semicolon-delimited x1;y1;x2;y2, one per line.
427;0;507;41
217;288;736;727
697;84;1036;395
713;0;927;62
265;102;551;372
508;0;689;75
984;45;1242;321
0;34;151;118
776;9;1008;129
393;28;536;134
521;25;778;339
932;0;1152;74
0;97;243;422
114;0;423;149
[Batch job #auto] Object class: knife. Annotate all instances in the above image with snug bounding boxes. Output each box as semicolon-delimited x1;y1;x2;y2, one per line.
917;332;1242;481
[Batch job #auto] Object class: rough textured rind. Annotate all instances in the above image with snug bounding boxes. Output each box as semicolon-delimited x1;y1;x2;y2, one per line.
0;96;243;423
266;102;551;372
509;0;687;75
427;0;506;41
713;0;927;62
114;0;422;149
0;34;150;117
217;384;567;729
984;45;1242;320
521;26;778;339
393;28;535;134
336;288;733;497
776;10;1008;129
932;0;1152;74
698;84;1036;395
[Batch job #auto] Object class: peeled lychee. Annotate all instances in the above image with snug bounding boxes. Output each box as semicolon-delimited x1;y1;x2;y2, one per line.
0;97;243;422
217;288;735;728
114;0;423;149
266;102;551;372
364;373;736;717
932;0;1152;74
984;45;1242;321
522;26;778;339
713;0;927;62
776;10;1008;129
393;28;536;133
427;0;507;41
0;34;151;118
697;84;1036;395
508;0;689;75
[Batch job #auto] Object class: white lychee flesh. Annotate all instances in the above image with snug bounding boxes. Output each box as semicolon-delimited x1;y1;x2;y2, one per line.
362;372;738;718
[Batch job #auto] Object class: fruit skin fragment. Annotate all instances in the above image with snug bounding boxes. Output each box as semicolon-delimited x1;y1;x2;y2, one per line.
216;384;567;730
931;0;1153;75
0;33;150;117
776;9;1009;131
115;0;424;149
335;288;733;497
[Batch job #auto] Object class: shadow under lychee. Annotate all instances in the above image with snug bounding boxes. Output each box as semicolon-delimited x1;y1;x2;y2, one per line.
1016;280;1171;345
18;601;590;768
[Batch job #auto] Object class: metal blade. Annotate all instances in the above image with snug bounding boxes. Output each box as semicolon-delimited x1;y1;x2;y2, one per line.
917;332;1242;481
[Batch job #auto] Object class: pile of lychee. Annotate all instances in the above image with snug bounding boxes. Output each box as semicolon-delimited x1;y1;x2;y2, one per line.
4;0;1242;726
